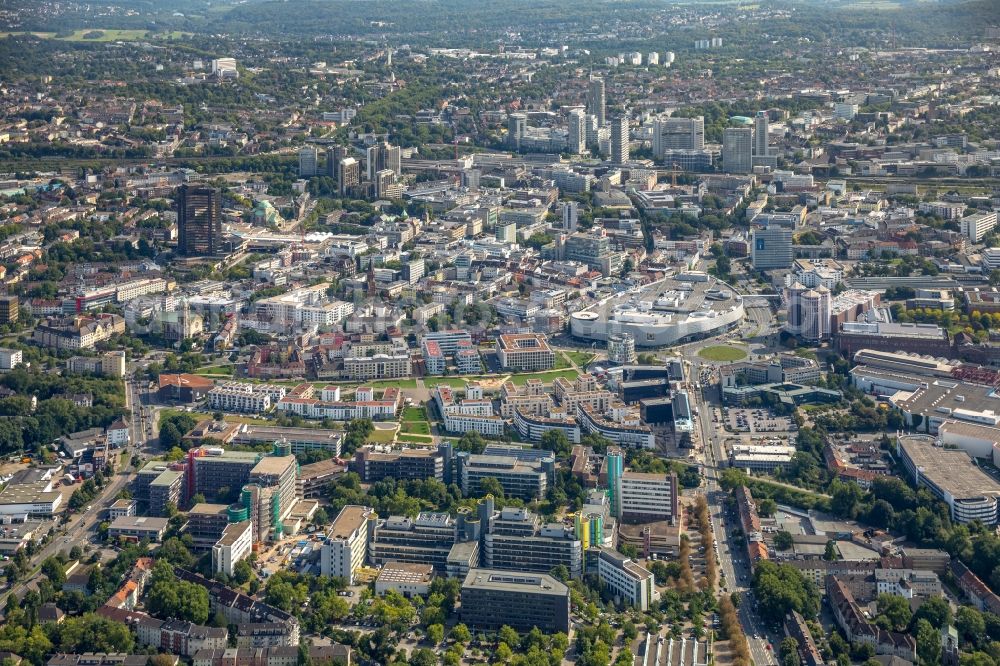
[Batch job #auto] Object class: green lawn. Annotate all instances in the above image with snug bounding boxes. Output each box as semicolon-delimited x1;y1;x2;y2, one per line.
366;378;418;389
0;29;193;41
401;421;431;435
195;365;234;377
508;369;580;385
397;433;434;444
424;377;476;389
697;345;748;362
563;350;596;367
368;428;397;443
553;353;572;370
159;408;274;427
401;406;428;421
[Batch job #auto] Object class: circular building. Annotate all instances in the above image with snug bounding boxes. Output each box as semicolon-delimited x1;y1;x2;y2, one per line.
570;272;744;348
607;332;637;365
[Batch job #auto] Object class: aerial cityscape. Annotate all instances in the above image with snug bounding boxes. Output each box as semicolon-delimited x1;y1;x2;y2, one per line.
0;0;998;665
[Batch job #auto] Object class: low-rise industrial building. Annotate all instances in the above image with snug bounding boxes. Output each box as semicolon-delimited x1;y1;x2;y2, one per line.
374;562;435;598
108;516;170;542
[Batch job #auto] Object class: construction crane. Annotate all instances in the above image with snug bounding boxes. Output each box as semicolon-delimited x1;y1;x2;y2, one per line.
671;162;681;187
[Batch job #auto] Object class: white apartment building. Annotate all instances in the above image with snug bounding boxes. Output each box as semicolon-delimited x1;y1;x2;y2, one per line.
597;549;658;611
301;301;354;327
793;258;844;289
116;278;170;303
277;397;398;421
343;354;412;381
434;386;505;436
0;348;22;371
212;520;254;577
442;410;505;436
208;383;287;414
618;471;680;523
320;505;375;584
254;286;350;332
983;248;1000;271
961;212;999;242
919;201;967;220
496;333;555;371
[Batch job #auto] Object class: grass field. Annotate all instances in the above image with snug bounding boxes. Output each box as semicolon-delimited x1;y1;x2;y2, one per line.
160;408;274;427
562;350;596;367
368;427;397;443
697;345;748;362
423;377;476;389
397;433;434;444
0;29;191;41
401;406;427;421
195;365;234;377
401;421;431;435
508;369;580;386
553;353;572;370
349;378;418;390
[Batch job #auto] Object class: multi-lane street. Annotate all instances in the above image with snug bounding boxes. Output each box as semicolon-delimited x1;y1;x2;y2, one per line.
691;370;777;666
671;271;780;665
4;366;155;605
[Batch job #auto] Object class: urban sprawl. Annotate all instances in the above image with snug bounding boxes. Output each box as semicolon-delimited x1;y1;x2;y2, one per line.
0;2;999;666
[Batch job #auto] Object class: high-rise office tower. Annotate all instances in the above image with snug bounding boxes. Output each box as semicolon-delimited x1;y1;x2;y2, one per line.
462;168;481;190
562;202;578;232
508;113;527;151
584;114;599;147
298;146;318;177
587;77;606;126
751;225;793;270
374;169;396;199
610;114;629;164
177;185;222;257
785;283;832;342
326;145;347;178
338;157;360;196
754;111;769;157
377;143;402;176
652;115;705;157
722;127;753;174
606;448;624;518
567;109;586;155
364;146;377;181
0;295;18;325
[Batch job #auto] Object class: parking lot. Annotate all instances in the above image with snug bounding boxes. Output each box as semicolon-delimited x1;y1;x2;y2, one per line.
725;407;795;434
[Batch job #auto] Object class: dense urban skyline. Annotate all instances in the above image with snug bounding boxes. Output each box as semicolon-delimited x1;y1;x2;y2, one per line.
0;1;997;666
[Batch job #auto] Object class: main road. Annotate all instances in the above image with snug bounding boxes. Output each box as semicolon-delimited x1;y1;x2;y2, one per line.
668;272;779;665
4;367;154;605
691;370;777;666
